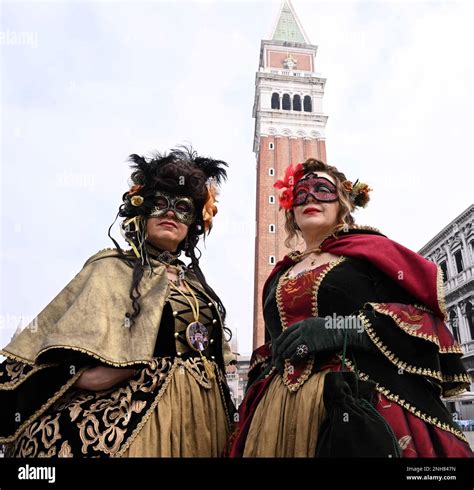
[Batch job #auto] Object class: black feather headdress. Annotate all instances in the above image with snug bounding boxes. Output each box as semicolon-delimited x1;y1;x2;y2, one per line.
108;146;230;331
114;146;228;261
120;146;227;223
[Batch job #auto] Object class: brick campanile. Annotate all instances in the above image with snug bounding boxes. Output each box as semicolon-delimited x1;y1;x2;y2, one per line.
252;1;328;350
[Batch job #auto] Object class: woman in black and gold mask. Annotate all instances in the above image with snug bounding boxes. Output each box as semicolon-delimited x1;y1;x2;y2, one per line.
0;147;236;457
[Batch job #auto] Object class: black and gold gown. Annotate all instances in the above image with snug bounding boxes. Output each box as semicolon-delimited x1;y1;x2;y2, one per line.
0;249;235;457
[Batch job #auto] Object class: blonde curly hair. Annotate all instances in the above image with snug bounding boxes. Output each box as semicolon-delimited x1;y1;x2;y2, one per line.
284;158;355;248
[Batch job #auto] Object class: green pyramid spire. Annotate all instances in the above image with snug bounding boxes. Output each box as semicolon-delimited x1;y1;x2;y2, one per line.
272;1;308;44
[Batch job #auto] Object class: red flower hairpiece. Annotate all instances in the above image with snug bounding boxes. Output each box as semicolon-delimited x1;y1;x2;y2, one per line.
274;163;304;209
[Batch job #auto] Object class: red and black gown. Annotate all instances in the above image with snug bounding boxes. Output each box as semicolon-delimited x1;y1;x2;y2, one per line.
229;228;472;457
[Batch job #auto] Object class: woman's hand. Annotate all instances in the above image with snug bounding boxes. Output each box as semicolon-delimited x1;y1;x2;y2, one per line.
74;366;137;391
272;320;326;373
272;316;375;372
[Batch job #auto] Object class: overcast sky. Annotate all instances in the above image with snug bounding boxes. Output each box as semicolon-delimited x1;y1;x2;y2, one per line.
0;0;472;356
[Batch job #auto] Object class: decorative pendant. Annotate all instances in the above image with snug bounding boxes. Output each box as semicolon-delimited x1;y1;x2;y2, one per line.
185;321;209;353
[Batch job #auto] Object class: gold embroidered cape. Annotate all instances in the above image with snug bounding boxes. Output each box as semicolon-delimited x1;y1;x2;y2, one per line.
0;248;235;453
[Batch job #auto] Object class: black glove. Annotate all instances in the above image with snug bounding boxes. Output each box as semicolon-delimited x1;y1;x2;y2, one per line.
272;316;376;373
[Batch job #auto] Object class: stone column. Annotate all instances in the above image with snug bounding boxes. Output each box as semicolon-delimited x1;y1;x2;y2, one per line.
459;228;470;268
461;299;474;342
455;302;468;345
444;243;456;279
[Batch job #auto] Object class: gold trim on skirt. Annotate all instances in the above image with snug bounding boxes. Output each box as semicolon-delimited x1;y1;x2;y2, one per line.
243;370;328;457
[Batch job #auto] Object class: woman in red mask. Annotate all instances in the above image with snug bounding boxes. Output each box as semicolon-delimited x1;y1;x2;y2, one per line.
229;158;472;458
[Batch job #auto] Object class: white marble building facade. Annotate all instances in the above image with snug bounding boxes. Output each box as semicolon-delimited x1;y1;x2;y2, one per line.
419;204;474;420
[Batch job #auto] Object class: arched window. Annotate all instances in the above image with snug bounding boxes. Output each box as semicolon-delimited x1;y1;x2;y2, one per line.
440;261;448;282
454;250;464;273
282;94;291;110
268;168;275;176
304;95;312;112
269;195;275;204
268;142;274;150
293;95;301;111
269;256;276;265
271;93;280;110
269;224;275;233
449;310;460;343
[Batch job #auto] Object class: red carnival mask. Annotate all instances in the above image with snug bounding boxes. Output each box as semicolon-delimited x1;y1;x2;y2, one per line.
293;173;338;206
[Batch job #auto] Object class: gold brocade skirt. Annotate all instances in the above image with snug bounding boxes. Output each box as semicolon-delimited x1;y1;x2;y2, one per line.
243;370;328;457
121;365;229;457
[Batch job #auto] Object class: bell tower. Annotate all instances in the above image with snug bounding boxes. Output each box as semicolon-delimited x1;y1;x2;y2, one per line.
252;0;328;349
